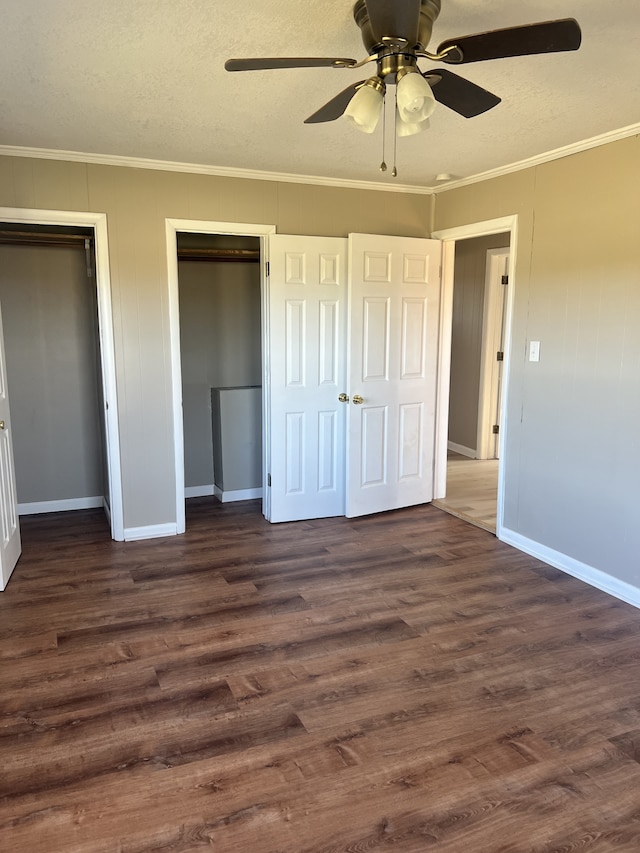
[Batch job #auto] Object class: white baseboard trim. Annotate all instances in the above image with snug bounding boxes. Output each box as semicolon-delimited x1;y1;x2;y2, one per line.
124;523;179;542
500;527;640;610
184;484;215;499
213;485;263;503
447;441;476;459
18;496;104;516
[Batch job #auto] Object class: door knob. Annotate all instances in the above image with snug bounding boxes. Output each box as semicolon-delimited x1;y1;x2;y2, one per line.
338;393;349;403
352;395;364;405
0;420;4;430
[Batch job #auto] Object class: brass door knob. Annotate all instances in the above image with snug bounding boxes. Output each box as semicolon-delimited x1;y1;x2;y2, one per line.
352;395;364;405
0;420;4;430
338;393;349;403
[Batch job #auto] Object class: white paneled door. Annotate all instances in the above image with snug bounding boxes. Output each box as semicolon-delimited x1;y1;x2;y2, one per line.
268;233;441;523
346;234;442;517
268;235;348;522
0;302;21;589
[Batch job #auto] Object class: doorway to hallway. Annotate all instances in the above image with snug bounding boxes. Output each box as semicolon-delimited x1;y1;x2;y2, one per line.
432;215;517;540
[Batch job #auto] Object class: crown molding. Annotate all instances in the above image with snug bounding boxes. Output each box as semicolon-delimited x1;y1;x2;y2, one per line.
432;122;640;193
2;121;639;197
0;145;433;196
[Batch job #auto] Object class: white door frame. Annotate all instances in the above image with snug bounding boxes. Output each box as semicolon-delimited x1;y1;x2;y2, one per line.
477;247;510;460
0;207;124;541
432;215;518;539
165;219;276;534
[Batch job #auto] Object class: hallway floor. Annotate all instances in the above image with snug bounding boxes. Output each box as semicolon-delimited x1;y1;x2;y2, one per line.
433;452;499;533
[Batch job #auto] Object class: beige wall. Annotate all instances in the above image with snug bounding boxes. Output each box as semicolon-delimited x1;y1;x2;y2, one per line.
3;139;638;588
435;136;640;583
0;243;104;505
0;156;432;531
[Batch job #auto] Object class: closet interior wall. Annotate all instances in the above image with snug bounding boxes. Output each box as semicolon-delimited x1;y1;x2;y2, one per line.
177;233;261;497
0;224;106;513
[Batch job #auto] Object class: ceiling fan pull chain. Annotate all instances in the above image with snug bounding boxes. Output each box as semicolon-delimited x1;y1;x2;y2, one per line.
392;88;398;178
379;92;387;172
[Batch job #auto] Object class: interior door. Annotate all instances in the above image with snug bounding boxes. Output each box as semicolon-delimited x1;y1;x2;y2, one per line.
477;248;510;460
0;302;21;589
346;233;442;517
492;252;510;460
268;235;348;522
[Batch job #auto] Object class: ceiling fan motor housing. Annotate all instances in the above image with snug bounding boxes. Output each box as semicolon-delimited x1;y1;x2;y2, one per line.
353;0;442;53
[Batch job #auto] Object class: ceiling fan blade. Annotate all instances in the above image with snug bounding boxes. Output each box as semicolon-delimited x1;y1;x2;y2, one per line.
437;18;582;65
364;0;421;46
304;82;366;124
225;57;357;72
425;69;501;118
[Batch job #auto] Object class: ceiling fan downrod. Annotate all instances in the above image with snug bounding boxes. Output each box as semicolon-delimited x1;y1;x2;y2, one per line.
353;0;442;55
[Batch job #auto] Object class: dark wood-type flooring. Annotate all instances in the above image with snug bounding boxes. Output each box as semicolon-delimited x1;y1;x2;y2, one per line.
1;499;640;852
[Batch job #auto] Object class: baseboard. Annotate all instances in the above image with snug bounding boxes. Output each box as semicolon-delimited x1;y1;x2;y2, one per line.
184;484;215;498
447;441;476;459
213;485;263;503
500;527;640;610
124;523;179;542
18;496;104;516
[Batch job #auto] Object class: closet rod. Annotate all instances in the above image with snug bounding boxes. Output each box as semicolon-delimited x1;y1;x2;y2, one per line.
177;248;260;263
0;232;259;263
0;230;93;249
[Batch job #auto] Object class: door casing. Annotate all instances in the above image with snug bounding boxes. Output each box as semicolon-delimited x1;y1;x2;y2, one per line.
0;207;124;542
432;215;518;540
165;219;276;533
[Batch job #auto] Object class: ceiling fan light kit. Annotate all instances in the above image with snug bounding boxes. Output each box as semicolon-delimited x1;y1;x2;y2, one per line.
225;0;582;175
396;117;428;138
396;67;436;125
343;77;386;133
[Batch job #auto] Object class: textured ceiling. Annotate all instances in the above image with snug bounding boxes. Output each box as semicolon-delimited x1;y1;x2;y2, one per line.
1;0;639;190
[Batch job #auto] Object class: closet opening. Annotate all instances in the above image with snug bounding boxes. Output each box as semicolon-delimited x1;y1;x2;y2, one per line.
0;222;111;526
176;232;263;514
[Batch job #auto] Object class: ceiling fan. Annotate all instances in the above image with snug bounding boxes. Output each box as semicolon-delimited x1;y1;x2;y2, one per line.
225;0;581;169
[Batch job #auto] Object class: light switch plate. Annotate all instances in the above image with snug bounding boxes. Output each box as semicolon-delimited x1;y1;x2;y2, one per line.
529;340;540;362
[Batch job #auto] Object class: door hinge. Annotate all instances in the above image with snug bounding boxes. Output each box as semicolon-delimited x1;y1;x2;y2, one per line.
496;351;504;362
267;473;272;487
265;261;270;277
492;424;500;435
501;274;509;285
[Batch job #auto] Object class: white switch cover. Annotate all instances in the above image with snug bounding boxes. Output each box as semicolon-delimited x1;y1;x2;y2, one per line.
529;340;540;362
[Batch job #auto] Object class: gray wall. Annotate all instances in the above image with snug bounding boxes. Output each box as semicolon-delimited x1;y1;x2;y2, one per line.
435;135;640;585
178;257;261;489
0;243;104;504
449;233;510;451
